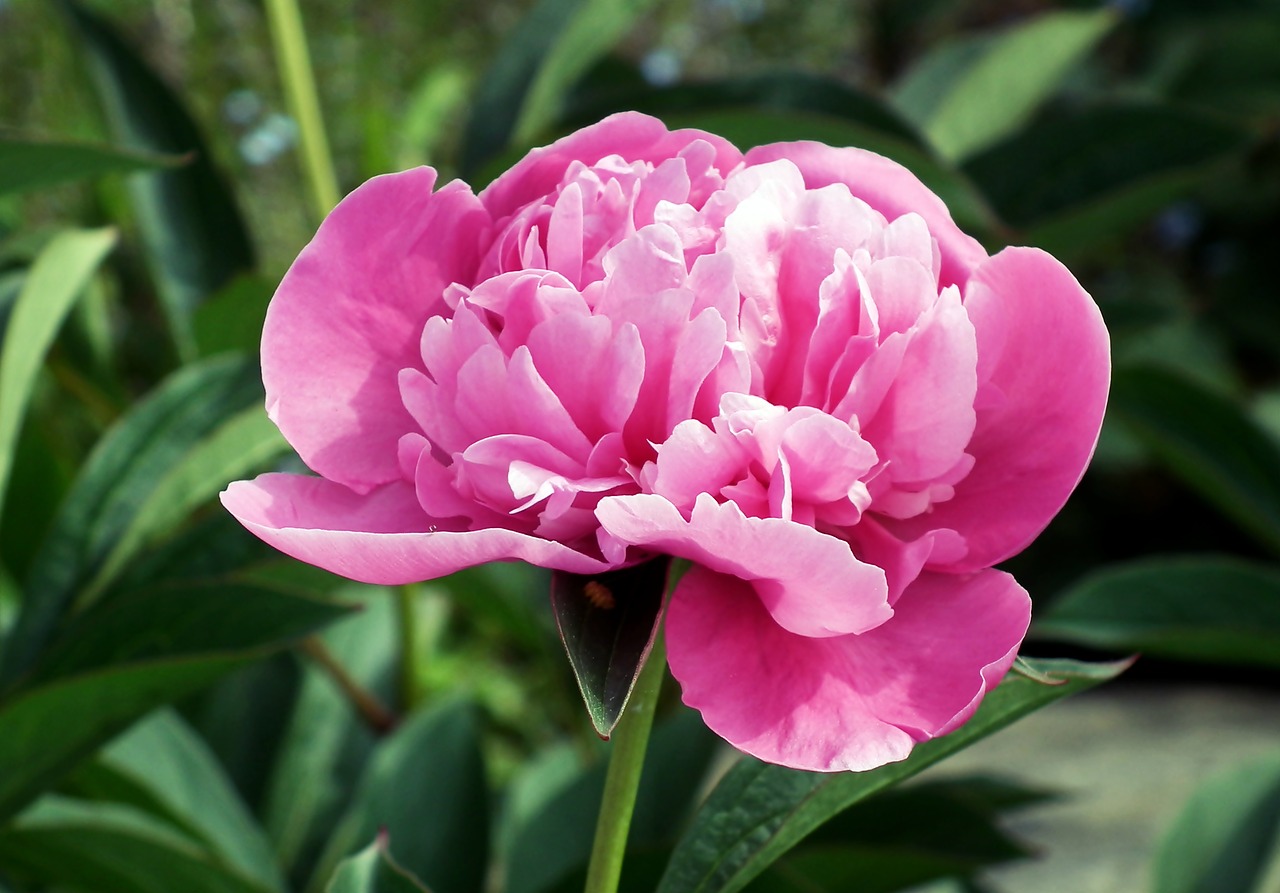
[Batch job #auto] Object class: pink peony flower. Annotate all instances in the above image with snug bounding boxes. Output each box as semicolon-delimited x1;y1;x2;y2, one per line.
222;112;1109;772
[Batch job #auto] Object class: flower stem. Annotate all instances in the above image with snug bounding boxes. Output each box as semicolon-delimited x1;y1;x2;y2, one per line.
300;635;396;734
582;631;667;893
396;584;424;710
263;0;340;223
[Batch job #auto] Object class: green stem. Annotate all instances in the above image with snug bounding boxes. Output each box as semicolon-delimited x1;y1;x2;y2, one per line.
263;0;341;222
396;585;423;710
583;632;667;893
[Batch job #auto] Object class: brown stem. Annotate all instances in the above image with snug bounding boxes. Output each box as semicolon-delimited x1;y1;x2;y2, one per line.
300;635;398;734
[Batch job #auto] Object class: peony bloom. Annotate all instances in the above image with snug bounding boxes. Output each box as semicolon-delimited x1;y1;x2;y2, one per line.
222;112;1109;771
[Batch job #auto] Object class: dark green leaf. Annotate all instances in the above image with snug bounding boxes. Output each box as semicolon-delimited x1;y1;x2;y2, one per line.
503;708;719;893
0;227;116;521
0;132;184;197
308;698;489;893
964;102;1250;254
57;0;255;360
459;0;583;177
193;274;275;358
1036;556;1280;668
1109;365;1280;556
655;658;1128;893
0;797;276;893
551;557;669;738
1152;751;1280;893
326;840;433;893
0;355;263;688
892;9;1117;161
30;580;351;682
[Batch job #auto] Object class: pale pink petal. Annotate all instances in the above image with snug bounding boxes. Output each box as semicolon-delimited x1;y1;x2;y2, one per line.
596;493;890;638
893;247;1110;569
221;474;611;583
263;169;489;492
480;112;742;222
742;142;987;289
664;565;1028;771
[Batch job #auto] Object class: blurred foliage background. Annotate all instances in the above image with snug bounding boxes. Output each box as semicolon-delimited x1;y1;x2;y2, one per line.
3;0;1280;891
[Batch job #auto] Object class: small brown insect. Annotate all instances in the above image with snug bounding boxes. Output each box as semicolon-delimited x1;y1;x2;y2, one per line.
583;580;616;610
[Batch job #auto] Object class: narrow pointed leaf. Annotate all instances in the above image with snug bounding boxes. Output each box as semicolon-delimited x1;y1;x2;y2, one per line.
0;355;262;688
0;227;116;521
655;657;1128;893
0;133;184;197
1036;556;1280;668
326;841;434;893
1152;751;1280;893
1109;365;1280;556
894;9;1117;162
550;557;669;737
57;0;255;359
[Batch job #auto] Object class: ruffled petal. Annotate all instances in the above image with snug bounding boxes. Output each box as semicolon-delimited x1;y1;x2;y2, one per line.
893;246;1110;569
221;474;612;583
262;169;490;492
664;565;1029;771
596;492;890;638
742;142;987;290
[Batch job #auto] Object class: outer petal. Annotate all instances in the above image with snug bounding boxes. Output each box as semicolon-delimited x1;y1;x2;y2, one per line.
263;168;490;492
596;493;890;638
480;112;743;221
893;246;1110;570
665;565;1029;771
742;142;987;289
220;474;612;584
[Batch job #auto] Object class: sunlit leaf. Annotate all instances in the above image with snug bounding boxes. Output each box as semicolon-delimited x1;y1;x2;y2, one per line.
655;658;1128;893
893;9;1117;162
326;840;432;893
0;227;116;521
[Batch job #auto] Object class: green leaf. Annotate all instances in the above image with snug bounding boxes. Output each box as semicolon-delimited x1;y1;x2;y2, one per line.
963;102;1249;255
93;709;287;892
1152;751;1280;893
29;580;351;683
513;0;662;145
655;657;1128;893
550;557;669;738
0;133;184;197
263;591;397;876
0;797;276;893
0;227;116;521
503;708;719;893
893;9;1118;162
0;355;263;688
0;656;247;824
1109;365;1280;556
326;841;433;893
460;0;582;177
57;0;255;360
193;274;275;358
1036;556;1280;668
307;697;488;893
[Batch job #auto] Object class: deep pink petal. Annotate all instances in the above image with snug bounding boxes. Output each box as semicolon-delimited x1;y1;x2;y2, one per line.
263;169;489;492
596;493;890;638
893;247;1110;569
221;474;611;583
664;565;1028;771
742;142;987;289
480;112;742;222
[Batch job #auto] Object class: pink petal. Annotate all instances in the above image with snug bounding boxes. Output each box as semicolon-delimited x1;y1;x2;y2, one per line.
221;474;611;584
664;565;1028;771
596;493;890;638
480;112;742;222
742;142;987;290
892;247;1110;570
262;169;489;492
